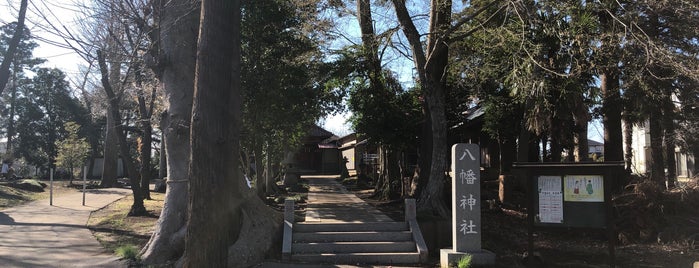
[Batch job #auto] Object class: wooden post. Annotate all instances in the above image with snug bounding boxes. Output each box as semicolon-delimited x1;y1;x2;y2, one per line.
49;168;53;206
82;166;87;206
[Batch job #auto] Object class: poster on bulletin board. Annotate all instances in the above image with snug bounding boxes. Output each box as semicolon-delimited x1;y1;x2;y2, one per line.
537;176;563;223
564;175;603;202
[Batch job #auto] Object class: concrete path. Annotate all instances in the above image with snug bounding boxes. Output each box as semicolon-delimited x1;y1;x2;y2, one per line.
0;188;132;268
302;175;392;223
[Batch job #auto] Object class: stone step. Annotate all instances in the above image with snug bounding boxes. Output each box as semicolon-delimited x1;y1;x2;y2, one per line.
294;222;408;233
291;252;422;265
292;241;417;254
293;231;413;243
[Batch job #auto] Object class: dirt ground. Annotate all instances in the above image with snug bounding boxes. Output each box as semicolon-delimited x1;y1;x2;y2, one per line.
348;178;699;268
87;192;164;253
82;177;698;267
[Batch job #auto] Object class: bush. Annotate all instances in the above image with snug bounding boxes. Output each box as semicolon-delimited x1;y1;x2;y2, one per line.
12;179;46;192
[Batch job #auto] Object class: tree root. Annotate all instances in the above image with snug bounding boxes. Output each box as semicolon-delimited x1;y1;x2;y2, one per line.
227;194;282;267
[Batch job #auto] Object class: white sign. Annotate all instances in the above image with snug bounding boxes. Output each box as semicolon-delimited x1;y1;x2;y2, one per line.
538;176;563;224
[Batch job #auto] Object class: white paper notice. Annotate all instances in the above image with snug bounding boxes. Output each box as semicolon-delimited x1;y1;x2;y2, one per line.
538;176;563;223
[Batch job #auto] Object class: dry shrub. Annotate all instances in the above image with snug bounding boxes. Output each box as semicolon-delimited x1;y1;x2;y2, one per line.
614;176;699;249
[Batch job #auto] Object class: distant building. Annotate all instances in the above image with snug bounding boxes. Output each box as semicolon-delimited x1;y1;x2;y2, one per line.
288;125;341;174
623;121;696;178
588;139;604;159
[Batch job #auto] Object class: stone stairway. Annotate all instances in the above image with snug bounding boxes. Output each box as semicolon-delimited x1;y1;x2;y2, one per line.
282;176;428;265
290;221;424;264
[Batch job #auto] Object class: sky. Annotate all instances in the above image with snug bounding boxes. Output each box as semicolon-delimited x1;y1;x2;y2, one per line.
1;0;604;142
1;0;85;78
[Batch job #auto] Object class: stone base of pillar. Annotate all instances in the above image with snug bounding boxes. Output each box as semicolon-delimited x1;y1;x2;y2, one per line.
440;248;496;267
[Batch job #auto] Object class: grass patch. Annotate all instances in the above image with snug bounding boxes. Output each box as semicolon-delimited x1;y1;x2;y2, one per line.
0;181;75;209
115;244;140;261
87;192;164;254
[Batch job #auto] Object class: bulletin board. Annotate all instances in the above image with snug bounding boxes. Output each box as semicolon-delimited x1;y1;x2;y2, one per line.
513;161;625;266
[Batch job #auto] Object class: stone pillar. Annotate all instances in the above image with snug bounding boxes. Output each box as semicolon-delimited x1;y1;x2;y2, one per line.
440;144;495;267
282;199;294;260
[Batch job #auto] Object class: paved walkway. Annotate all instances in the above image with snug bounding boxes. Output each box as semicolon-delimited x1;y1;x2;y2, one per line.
302;175;392;223
1;177;397;268
0;188;132;268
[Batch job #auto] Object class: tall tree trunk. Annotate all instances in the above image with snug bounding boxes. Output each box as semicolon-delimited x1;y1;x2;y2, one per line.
181;0;242;266
357;0;401;200
415;102;432;198
391;0;451;218
517;102;539;162
662;89;677;189
264;143;274;195
418;81;450;217
0;0;28;92
137;81;157;200
357;0;380;74
598;8;624;163
140;0;199;263
600;71;623;162
100;69;119;186
649;109;665;187
254;142;265;197
78;73;99;180
624;119;634;172
140;122;153;199
576;124;589;162
574;95;590;162
97;50;147;216
500;137;516;173
550;118;563;162
158;112;167;179
6;66;18;155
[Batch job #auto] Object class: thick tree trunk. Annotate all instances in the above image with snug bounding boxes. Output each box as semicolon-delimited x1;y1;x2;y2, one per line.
417;82;450;217
140;0;199;263
100;104;119;187
374;146;401;200
140;123;153;200
227;183;282;267
416;107;433;197
0;0;28;92
181;0;242;266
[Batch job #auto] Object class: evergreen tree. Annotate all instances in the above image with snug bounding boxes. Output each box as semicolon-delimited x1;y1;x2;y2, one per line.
14;68;86;170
